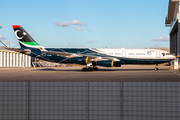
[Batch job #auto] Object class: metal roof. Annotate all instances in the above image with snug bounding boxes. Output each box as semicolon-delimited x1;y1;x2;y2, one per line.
166;0;180;25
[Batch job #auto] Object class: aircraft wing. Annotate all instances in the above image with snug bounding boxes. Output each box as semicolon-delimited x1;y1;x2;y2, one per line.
46;51;79;58
88;56;120;61
5;47;31;54
46;51;120;61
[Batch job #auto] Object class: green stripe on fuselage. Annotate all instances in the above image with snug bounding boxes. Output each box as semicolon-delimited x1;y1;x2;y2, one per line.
22;42;39;46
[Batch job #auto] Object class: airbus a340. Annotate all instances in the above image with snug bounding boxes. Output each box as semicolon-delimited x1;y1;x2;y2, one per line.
6;25;175;71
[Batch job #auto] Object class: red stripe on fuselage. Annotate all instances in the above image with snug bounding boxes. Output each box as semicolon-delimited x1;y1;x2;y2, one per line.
12;25;22;28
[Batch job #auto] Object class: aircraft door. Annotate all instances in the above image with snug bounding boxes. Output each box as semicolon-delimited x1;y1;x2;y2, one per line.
156;51;160;58
122;51;126;57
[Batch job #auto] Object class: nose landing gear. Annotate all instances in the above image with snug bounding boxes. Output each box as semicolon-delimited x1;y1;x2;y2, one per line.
154;64;159;71
154;67;158;71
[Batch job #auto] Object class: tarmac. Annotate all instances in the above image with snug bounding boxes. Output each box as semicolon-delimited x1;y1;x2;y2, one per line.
0;65;180;81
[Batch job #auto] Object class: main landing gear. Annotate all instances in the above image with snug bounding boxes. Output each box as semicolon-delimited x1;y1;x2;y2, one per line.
154;64;159;71
82;66;98;71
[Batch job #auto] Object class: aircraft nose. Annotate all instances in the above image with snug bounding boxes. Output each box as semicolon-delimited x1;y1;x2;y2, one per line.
172;55;176;60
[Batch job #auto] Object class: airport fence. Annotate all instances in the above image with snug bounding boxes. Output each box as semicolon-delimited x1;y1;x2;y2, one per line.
0;81;180;120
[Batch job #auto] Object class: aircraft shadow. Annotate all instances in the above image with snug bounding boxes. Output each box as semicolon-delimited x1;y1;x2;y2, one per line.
36;68;169;72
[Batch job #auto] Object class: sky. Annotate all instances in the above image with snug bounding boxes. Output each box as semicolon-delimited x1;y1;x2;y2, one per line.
0;0;170;49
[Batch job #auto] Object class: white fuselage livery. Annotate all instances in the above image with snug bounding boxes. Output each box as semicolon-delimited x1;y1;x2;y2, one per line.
91;48;175;60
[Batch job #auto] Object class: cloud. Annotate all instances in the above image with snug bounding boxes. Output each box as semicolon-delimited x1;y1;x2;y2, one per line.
0;34;6;40
0;24;3;29
71;20;87;26
28;31;34;35
54;21;69;27
71;20;80;25
76;26;83;31
151;36;169;42
86;41;98;43
80;22;88;26
54;20;87;31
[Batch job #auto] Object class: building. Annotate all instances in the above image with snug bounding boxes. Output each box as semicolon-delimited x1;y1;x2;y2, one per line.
166;0;180;69
0;50;31;67
0;40;31;67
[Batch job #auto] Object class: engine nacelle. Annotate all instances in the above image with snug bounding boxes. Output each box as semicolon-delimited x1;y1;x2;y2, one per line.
97;60;114;67
70;57;88;65
113;61;122;67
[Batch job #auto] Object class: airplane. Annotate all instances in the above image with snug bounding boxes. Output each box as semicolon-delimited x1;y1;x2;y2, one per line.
6;25;175;71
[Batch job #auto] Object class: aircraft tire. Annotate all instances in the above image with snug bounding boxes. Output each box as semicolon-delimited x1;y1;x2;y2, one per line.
154;67;158;71
88;67;93;71
94;67;98;71
82;67;87;71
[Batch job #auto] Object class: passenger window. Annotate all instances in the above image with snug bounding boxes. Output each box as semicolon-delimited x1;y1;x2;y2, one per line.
128;53;135;55
147;51;152;55
136;53;145;55
162;53;165;56
115;53;121;55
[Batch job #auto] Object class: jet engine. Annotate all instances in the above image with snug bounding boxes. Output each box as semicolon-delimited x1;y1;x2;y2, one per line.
70;57;88;65
97;60;114;67
113;61;122;67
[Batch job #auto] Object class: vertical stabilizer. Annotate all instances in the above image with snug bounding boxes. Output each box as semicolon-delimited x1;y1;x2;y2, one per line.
12;25;46;51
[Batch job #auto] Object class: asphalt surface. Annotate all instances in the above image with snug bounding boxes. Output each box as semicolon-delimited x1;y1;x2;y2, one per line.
0;65;180;81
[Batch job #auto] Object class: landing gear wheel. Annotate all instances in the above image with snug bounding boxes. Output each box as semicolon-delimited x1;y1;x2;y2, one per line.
88;67;93;71
82;66;98;71
82;67;93;71
93;67;98;71
154;67;158;71
82;67;87;71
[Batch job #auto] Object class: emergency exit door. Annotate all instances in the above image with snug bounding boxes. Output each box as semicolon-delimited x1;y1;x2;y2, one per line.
122;51;126;57
156;51;160;58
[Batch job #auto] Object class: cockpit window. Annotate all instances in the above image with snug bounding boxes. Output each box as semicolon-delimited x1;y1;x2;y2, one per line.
166;53;170;55
162;53;165;56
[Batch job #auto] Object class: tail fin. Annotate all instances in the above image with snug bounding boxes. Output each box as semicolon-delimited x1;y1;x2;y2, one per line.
12;25;46;51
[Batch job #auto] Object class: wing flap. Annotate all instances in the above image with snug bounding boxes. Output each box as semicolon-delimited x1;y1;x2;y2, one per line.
46;51;79;58
88;56;119;61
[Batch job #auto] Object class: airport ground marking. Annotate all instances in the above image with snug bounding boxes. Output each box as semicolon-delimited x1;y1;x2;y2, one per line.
169;70;180;77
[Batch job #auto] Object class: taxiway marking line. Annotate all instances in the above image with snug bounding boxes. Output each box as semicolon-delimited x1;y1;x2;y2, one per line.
169;70;180;77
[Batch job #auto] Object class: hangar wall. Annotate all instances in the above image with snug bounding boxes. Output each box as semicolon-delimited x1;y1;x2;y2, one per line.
169;21;180;58
0;50;31;67
166;0;180;69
